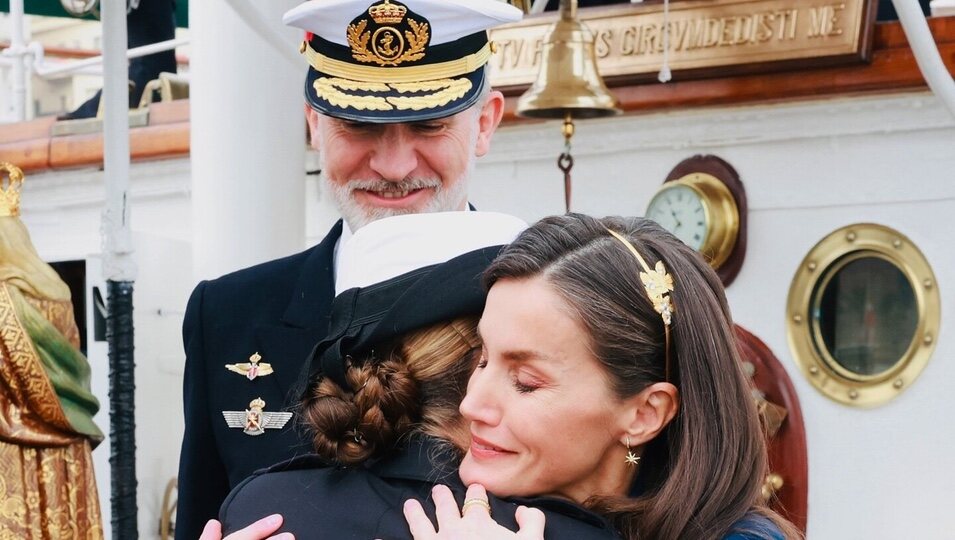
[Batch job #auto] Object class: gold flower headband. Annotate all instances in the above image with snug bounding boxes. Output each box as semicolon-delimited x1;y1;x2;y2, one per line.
606;229;675;381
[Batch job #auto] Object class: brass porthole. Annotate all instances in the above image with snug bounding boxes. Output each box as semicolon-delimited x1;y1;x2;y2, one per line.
786;224;940;407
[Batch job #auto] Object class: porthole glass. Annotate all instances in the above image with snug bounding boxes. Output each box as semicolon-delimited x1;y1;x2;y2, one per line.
813;255;918;378
786;224;940;407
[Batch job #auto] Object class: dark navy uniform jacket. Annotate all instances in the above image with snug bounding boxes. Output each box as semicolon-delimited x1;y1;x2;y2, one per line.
175;222;344;540
220;436;621;540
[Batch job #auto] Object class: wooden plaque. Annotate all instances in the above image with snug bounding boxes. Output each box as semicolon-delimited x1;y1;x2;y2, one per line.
488;0;878;89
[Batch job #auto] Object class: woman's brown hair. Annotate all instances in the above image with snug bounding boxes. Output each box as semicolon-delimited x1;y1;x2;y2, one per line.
302;317;479;465
484;214;799;540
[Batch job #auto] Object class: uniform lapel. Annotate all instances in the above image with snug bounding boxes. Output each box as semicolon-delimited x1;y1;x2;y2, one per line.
283;220;343;329
254;221;343;404
253;325;327;405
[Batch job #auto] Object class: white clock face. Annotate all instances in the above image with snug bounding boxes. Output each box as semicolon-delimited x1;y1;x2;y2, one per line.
646;184;708;251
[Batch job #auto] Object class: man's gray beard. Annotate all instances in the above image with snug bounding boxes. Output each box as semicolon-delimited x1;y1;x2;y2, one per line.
321;160;473;231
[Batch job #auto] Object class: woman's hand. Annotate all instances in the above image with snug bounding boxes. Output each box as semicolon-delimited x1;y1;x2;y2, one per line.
403;484;545;540
198;515;293;540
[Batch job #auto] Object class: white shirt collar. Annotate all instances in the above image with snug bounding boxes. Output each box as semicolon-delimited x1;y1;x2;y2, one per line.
332;205;475;285
332;219;354;285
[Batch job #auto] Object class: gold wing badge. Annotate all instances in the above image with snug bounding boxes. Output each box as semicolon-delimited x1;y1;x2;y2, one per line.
222;398;292;436
225;352;273;381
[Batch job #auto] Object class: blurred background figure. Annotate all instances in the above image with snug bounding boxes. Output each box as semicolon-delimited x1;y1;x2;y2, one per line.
59;0;177;120
0;162;104;538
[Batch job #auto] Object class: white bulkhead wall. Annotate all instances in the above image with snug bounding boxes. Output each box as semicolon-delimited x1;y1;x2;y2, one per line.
17;91;955;538
473;91;955;539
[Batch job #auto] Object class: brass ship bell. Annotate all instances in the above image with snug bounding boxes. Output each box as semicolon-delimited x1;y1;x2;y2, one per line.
516;0;620;119
516;0;620;212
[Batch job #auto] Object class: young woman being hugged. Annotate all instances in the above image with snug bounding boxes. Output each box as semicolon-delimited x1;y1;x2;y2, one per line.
406;214;801;540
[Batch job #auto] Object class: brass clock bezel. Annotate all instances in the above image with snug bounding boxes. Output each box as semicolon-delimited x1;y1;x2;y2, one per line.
786;223;940;408
647;172;740;270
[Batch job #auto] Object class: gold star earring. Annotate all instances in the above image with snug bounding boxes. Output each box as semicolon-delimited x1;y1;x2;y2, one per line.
625;435;640;466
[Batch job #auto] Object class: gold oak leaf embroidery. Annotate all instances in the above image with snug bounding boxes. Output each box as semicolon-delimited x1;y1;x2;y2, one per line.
402;19;429;63
347;20;377;64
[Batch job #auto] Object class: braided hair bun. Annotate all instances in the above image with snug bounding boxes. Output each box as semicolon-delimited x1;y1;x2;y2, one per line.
303;317;479;465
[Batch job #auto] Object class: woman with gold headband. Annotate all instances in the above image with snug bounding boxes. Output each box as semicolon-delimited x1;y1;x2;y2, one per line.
220;213;798;540
0;163;104;539
404;214;800;539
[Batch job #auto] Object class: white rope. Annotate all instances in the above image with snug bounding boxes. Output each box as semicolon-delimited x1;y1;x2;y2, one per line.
890;0;955;120
226;0;302;70
658;0;672;83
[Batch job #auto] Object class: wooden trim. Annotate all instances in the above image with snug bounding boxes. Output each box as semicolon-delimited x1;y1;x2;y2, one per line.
0;138;50;171
0;102;190;173
664;155;748;288
48;132;104;169
131;123;191;160
146;100;190;125
0;117;56;145
0;18;951;172
735;325;809;534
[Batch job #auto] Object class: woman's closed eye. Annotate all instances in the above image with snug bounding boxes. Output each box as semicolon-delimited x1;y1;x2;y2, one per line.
513;370;544;394
475;346;488;369
474;347;546;393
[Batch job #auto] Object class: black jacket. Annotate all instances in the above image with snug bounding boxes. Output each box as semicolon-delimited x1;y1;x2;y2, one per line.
220;437;621;540
175;222;344;540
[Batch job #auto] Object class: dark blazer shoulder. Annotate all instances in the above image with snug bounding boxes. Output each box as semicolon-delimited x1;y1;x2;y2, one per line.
258;453;334;475
202;220;342;293
208;246;315;290
220;462;398;538
194;220;342;326
221;465;621;540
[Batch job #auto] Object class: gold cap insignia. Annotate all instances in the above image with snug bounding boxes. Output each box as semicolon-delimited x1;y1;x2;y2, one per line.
368;0;406;24
222;398;293;436
225;352;274;381
0;162;24;218
347;0;429;67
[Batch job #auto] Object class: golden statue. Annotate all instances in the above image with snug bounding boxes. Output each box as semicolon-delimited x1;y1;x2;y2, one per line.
0;162;104;539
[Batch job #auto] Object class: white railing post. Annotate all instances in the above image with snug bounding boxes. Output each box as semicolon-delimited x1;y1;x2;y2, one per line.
8;0;27;121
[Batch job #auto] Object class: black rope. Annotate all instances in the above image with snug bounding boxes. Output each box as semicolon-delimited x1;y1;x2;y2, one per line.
107;280;138;539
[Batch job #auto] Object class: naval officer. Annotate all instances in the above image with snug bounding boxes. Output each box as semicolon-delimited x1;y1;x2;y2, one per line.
175;0;523;537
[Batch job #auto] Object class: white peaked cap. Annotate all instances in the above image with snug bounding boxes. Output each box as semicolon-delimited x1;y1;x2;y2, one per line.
283;0;522;47
335;211;527;295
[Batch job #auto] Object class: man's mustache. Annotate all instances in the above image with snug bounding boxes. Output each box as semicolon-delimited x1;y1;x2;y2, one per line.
344;178;442;193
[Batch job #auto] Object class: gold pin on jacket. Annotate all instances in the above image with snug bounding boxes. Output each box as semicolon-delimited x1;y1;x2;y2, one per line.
225;352;273;381
222;398;292;436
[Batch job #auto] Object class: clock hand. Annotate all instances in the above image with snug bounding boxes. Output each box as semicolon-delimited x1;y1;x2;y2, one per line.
670;210;682;229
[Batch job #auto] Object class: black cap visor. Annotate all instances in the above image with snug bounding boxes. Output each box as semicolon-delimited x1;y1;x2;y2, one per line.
301;245;502;395
305;64;486;123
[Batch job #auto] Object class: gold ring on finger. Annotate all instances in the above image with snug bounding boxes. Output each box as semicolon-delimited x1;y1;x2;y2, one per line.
461;498;491;517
